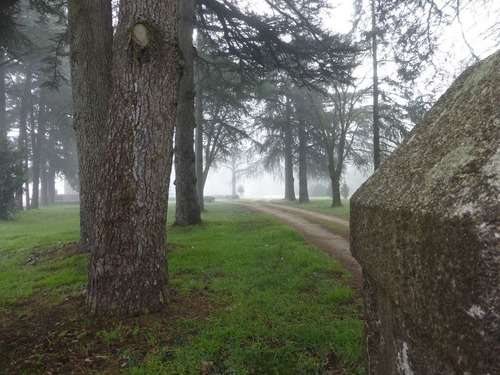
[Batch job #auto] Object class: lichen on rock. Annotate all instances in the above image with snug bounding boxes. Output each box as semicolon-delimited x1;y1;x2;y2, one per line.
351;50;499;374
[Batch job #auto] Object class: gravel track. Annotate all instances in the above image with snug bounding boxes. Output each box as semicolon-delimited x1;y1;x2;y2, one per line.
234;200;363;290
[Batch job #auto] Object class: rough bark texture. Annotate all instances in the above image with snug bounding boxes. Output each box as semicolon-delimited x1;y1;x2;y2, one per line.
68;0;113;252
351;51;500;374
174;0;201;226
87;0;182;317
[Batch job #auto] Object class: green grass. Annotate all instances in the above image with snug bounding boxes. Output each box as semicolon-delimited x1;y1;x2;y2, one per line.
271;198;351;220
137;204;363;374
301;216;351;236
1;203;364;374
0;205;83;307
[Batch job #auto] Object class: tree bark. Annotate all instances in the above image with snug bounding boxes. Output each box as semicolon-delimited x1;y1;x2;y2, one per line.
284;97;296;201
195;61;205;211
328;154;342;207
68;0;113;252
174;0;201;226
87;0;182;316
371;0;381;171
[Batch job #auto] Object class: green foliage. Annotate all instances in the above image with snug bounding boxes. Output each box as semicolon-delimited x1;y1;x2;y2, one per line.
0;137;23;220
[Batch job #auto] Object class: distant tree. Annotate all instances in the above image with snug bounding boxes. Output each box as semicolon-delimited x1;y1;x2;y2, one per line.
340;180;350;200
256;88;297;202
309;81;372;207
237;184;244;197
1;2;76;211
0;137;23;220
354;0;498;170
195;51;253;203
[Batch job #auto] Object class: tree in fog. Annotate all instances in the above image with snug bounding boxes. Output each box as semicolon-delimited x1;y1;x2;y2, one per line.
68;0;113;252
173;0;201;226
0;136;22;219
194;49;254;204
340;180;349;200
309;82;371;207
193;0;358;203
256;84;302;202
1;1;77;211
85;0;182;316
354;0;498;170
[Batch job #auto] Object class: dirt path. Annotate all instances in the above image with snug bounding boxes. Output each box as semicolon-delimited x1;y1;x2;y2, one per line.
234;201;363;290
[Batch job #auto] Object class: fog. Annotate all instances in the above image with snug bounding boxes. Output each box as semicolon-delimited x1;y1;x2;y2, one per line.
200;165;369;199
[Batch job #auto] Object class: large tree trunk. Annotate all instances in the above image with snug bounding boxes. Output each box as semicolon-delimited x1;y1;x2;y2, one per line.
371;0;381;171
174;0;201;226
87;0;182;316
195;62;205;211
284;97;296;201
68;0;113;252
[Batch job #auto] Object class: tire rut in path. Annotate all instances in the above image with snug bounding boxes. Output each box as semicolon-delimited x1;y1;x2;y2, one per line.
234;201;362;290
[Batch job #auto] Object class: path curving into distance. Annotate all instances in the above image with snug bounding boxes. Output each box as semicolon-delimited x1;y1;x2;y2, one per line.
233;200;362;290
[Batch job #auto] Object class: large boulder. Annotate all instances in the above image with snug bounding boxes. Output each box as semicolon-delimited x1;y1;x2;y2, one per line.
351;50;499;374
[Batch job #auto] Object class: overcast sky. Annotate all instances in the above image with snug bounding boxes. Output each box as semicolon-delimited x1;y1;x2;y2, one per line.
199;0;499;199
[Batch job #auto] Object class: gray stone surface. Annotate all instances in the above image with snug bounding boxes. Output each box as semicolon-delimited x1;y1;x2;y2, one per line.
351;50;499;374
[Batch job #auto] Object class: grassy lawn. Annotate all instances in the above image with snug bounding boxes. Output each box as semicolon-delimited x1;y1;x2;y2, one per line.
270;198;351;220
0;203;363;374
0;205;82;307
